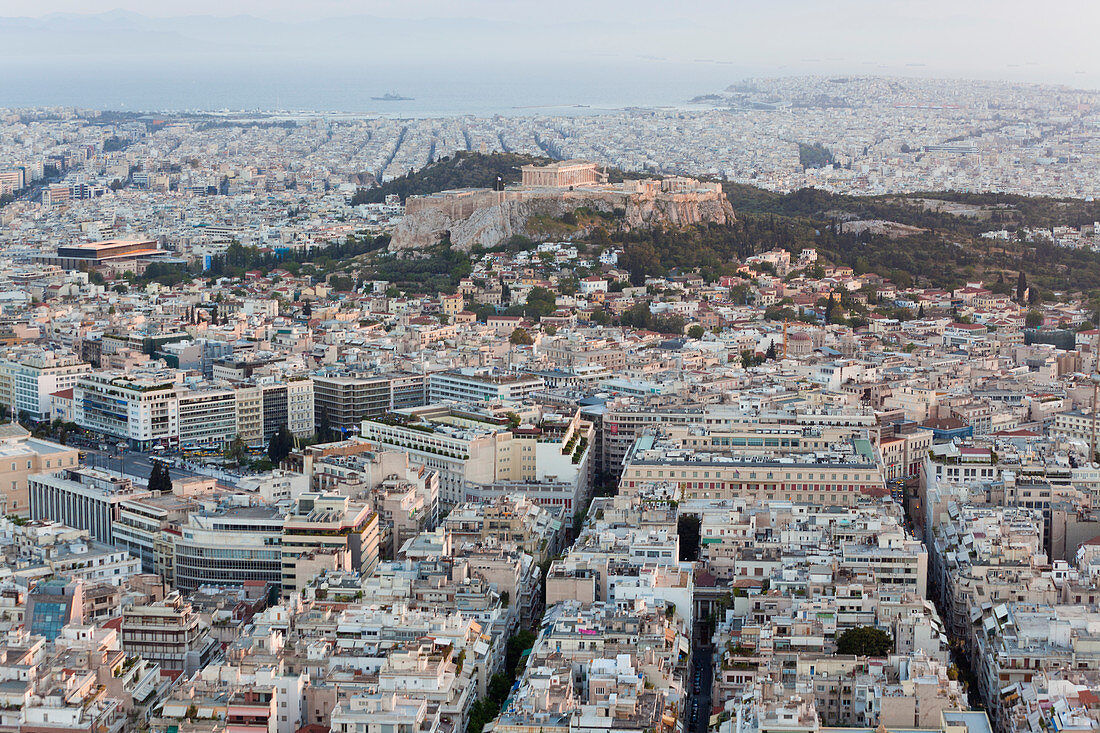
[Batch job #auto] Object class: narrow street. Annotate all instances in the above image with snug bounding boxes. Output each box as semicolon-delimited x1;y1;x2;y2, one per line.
691;625;714;733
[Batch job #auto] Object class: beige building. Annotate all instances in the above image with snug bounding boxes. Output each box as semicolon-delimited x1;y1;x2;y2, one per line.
0;424;79;516
520;160;604;188
281;493;380;597
234;385;264;445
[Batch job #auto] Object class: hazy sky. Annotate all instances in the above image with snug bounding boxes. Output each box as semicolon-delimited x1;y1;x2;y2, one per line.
2;0;1099;96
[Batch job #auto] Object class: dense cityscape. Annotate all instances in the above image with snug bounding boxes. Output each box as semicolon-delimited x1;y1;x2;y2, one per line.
0;58;1097;733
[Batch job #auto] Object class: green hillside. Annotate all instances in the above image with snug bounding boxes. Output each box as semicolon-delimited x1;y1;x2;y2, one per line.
352;151;553;205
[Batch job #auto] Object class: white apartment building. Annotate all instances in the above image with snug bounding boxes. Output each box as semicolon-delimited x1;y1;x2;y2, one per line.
0;351;91;421
73;368;312;449
361;404;593;508
428;369;545;404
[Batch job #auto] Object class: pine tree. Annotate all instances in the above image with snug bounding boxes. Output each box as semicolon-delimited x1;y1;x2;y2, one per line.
148;461;173;493
1017;271;1027;302
765;342;777;360
268;425;294;465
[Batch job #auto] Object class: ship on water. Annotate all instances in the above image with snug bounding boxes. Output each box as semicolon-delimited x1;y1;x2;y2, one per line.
372;91;414;101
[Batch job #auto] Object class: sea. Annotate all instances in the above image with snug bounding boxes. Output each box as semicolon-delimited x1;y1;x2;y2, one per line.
0;58;762;117
4;56;1095;119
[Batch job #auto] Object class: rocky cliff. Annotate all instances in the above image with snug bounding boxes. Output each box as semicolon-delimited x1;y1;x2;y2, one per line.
390;184;735;251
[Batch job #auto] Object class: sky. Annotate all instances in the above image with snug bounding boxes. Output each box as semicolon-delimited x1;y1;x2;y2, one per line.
1;1;1097;112
1;0;1097;83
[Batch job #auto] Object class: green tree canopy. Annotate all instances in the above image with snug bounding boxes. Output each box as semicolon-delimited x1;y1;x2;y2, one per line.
509;328;534;345
836;626;892;657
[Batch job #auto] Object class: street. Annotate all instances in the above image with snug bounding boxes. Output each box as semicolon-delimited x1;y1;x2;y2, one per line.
82;449;237;488
691;628;714;733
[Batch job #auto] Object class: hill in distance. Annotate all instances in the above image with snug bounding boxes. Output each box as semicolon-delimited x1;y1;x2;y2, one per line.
357;153;1100;303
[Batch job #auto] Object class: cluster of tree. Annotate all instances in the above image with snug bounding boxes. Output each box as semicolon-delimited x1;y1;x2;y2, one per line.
207;237;387;279
466;629;537;733
601;196;1100;300
126;235;389;289
835;626;893;657
677;515;701;561
368;241;472;294
352;151;553;205
617;302;686;334
798;142;835;169
509;327;534;345
521;286;557;318
267;426;295;464
147;461;173;493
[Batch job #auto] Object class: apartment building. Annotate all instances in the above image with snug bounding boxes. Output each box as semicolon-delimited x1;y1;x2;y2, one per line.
120;592;219;679
176;386;238;448
360;404;593;508
427;368;544;404
280;493;380;597
619;434;883;506
0;349;91;421
74;367;311;449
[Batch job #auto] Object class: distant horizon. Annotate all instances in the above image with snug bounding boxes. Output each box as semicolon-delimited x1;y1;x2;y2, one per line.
1;4;1098;113
4;67;1098;119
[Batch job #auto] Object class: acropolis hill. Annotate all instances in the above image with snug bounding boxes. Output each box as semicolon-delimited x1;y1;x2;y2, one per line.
389;160;735;251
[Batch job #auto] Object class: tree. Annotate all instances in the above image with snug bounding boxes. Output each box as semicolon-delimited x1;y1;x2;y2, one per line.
687;324;705;340
765;341;777;360
302;301;312;318
506;630;537;677
836;626;892;657
1025;309;1044;329
225;435;249;467
148;461;173;493
509;328;534;345
523;286;557;319
1017;271;1027;302
619;302;652;329
268;425;295;465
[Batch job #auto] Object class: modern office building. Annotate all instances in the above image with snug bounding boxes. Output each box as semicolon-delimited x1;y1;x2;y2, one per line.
29;468;152;546
260;378;315;438
174;505;285;592
25;579;84;640
313;371;426;434
73;369;182;449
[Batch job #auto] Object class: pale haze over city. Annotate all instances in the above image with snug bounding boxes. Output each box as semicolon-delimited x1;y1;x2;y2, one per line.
0;4;1098;733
